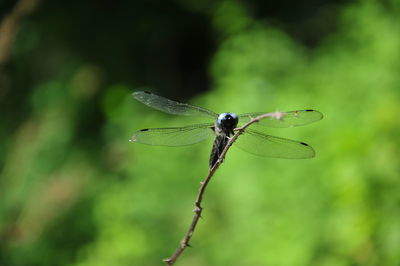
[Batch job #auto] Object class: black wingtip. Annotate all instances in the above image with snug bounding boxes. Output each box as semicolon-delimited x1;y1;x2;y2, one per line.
305;109;324;120
140;128;149;131
300;142;309;146
132;90;153;97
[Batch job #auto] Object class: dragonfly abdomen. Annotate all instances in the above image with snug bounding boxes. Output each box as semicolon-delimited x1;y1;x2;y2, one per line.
209;135;229;168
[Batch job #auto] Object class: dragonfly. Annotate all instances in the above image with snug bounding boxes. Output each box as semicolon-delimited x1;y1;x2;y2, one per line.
130;91;323;168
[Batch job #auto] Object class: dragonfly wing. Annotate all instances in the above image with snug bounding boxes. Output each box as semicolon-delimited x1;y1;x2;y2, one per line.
234;129;315;159
130;123;215;146
238;110;323;128
133;91;218;118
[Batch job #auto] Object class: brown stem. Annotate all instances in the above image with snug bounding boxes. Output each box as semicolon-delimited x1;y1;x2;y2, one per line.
163;111;286;265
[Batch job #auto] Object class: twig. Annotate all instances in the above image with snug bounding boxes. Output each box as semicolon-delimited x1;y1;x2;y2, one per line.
163;111;286;265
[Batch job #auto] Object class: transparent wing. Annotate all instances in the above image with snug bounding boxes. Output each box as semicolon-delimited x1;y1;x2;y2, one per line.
130;123;215;146
133;91;218;118
238;110;323;128
234;129;315;159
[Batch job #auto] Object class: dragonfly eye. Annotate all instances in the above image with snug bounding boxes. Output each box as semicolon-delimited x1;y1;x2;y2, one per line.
218;113;238;129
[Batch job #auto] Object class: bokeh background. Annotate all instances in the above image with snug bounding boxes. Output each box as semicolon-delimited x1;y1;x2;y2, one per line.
1;0;399;265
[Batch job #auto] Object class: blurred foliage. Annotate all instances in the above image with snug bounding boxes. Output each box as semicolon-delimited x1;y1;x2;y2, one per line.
1;0;400;265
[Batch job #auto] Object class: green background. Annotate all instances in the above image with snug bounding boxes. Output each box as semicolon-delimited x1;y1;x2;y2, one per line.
1;0;399;265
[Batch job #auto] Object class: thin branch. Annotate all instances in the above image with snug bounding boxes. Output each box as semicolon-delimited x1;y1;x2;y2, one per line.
163;111;286;265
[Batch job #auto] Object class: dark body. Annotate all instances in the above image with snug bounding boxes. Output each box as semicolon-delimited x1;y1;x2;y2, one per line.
209;113;238;168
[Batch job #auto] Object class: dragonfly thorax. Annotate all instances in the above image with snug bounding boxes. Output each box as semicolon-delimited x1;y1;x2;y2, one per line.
216;112;238;136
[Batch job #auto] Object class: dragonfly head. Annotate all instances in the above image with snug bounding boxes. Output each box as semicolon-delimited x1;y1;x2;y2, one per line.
217;112;238;135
